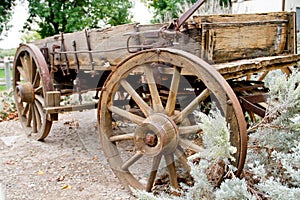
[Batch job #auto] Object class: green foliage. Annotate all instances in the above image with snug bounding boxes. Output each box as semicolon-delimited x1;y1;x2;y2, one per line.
20;30;41;44
0;48;16;59
25;0;133;38
145;0;232;23
0;0;15;37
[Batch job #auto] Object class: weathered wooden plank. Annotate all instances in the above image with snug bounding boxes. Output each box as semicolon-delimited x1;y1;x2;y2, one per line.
33;23;164;70
45;91;61;107
190;12;295;63
213;54;300;79
205;22;288;63
193;12;290;24
286;12;297;54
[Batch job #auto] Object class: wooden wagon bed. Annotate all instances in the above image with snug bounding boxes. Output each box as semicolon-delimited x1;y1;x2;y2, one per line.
215;54;300;80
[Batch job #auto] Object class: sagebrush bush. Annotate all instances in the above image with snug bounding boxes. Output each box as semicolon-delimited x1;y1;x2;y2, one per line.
0;89;17;121
246;70;300;199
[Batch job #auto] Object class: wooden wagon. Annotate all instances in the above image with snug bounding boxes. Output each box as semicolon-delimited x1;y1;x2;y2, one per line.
12;0;300;194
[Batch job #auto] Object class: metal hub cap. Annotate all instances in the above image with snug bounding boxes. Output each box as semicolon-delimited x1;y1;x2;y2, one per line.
134;113;179;156
15;82;35;103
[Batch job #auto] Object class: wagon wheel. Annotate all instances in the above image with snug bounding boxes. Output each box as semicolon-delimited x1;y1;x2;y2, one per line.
13;44;53;140
98;49;247;193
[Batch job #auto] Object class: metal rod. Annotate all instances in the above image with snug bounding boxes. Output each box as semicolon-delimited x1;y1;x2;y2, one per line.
72;40;80;73
54;45;154;54
84;29;94;71
176;0;206;30
60;32;70;75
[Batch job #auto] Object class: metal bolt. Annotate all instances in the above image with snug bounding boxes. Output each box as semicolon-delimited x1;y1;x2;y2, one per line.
144;132;158;147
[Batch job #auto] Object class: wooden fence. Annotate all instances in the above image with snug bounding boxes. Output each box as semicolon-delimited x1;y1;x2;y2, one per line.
0;58;13;90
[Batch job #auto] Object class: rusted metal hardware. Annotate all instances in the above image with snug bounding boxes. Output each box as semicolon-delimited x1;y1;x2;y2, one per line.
167;0;206;30
126;0;207;52
72;40;80;73
84;29;95;73
60;32;70;75
51;45;60;74
134;24;142;52
126;29;180;53
40;47;49;63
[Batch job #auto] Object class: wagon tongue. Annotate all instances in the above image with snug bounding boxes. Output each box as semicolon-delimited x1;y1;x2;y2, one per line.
167;0;206;30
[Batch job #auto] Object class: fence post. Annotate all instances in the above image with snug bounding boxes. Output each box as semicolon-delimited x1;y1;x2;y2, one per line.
4;57;11;91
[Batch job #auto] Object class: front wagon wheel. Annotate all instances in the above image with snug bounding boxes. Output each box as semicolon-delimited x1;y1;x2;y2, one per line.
13;44;53;140
98;49;247;194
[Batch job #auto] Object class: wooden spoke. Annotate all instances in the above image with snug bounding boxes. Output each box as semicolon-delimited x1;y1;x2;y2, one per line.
121;151;143;171
258;71;269;82
179;138;204;153
109;133;134;142
31;103;38;133
120;79;153;117
173;89;209;124
34;100;43;115
17;66;29;82
146;154;162;192
175;148;191;173
26;104;33;127
165;66;181;116
165;154;179;189
179;125;202;135
24;53;33;82
35;95;45;107
32;68;40;87
20;55;30;81
34;86;43;93
143;66;164;112
22;103;30;116
108;106;145;125
33;103;42;130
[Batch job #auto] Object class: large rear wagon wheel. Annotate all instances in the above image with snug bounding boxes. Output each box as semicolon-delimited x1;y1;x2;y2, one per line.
98;49;247;194
13;44;53;140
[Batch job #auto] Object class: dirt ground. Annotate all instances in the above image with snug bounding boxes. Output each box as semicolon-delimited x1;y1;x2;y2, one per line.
0;109;136;200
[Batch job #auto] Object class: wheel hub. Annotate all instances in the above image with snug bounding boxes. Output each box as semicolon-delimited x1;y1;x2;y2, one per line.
134;113;179;156
15;82;35;103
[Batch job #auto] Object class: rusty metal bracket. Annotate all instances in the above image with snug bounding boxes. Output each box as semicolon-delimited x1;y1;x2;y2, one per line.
167;0;206;30
72;40;80;73
84;29;95;72
40;46;49;63
60;32;70;75
51;45;60;74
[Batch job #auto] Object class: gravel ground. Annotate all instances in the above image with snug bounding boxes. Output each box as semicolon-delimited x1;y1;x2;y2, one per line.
0;109;136;200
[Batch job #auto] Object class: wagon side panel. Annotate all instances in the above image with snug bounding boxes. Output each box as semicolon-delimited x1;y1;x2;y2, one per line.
192;12;295;63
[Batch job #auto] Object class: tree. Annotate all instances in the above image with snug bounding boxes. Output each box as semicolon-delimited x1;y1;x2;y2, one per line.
0;0;15;38
24;0;133;38
145;0;232;22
